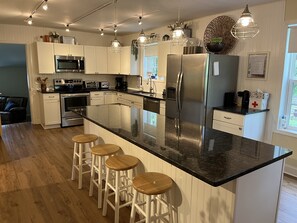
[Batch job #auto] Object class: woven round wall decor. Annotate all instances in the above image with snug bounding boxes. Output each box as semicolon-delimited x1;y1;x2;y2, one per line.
203;16;237;54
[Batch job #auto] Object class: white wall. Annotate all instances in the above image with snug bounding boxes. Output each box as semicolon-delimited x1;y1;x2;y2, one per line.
0;1;291;144
122;1;288;144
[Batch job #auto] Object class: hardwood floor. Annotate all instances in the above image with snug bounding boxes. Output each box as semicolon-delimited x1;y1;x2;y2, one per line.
0;122;297;223
0;123;132;223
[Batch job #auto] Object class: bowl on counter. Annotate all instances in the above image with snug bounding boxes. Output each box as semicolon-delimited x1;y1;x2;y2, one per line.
206;42;225;53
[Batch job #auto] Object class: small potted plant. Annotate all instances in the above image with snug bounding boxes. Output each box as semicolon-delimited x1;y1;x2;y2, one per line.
37;77;48;93
207;37;224;53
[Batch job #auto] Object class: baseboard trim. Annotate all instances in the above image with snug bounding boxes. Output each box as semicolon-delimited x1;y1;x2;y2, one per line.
284;163;297;178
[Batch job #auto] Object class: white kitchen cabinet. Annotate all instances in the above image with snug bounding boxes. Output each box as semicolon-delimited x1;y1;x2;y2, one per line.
84;46;107;74
54;43;84;56
157;41;184;78
104;92;118;104
120;46;131;75
212;109;266;141
117;92;143;109
40;93;61;129
33;42;55;74
107;47;121;74
90;91;105;105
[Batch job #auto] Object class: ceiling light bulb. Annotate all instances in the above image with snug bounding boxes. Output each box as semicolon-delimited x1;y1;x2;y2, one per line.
27;16;33;25
42;0;48;11
137;29;147;44
172;26;184;39
112;39;120;48
66;24;70;32
100;29;104;36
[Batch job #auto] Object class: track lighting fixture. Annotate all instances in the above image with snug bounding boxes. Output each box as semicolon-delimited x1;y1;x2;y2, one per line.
114;25;118;33
25;0;49;25
27;15;33;25
100;29;104;36
66;24;70;32
42;0;48;11
138;16;142;25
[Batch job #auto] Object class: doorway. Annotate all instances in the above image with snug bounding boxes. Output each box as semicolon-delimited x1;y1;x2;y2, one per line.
0;43;30;125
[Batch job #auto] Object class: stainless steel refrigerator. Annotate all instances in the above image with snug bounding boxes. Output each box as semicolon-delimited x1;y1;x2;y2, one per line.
166;53;239;129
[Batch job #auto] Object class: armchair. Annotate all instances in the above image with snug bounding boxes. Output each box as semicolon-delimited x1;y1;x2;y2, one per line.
0;96;28;125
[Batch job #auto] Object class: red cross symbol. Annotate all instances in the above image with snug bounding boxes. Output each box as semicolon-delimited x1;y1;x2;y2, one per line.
251;101;258;108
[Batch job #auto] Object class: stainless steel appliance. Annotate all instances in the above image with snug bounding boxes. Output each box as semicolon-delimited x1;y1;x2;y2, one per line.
100;81;109;89
60;93;90;127
166;53;239;128
143;97;160;114
54;78;90;127
55;55;85;73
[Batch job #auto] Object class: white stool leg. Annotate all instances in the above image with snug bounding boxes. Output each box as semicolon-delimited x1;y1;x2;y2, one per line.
156;195;161;223
152;195;157;223
71;142;78;180
89;154;95;196
98;156;103;209
145;195;152;222
166;191;173;223
115;171;120;223
78;143;83;189
130;189;138;223
102;167;110;216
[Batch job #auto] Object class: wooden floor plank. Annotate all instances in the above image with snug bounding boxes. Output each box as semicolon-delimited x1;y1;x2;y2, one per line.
0;122;296;223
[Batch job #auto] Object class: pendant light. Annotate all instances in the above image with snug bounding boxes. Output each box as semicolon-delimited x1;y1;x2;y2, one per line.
231;5;260;39
137;29;147;45
172;0;186;44
111;0;121;50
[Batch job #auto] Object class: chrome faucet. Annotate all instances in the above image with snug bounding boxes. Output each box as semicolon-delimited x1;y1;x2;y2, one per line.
149;77;154;93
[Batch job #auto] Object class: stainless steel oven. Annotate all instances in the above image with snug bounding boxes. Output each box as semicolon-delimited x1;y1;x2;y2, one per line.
60;93;90;127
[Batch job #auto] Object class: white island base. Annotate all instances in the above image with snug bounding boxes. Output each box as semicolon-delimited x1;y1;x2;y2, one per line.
84;119;284;223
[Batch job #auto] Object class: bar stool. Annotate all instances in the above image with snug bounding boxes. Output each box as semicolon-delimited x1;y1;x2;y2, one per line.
102;155;139;223
130;172;173;223
89;144;121;209
71;134;98;189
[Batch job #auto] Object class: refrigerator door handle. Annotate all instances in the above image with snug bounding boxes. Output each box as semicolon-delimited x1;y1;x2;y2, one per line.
177;71;184;111
176;72;181;111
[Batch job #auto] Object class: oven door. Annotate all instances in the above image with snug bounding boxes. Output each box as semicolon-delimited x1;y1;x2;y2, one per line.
60;93;90;118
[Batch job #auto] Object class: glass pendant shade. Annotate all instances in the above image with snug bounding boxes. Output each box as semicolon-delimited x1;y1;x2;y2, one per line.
172;25;184;40
137;29;147;45
111;39;120;48
42;0;48;11
231;5;259;39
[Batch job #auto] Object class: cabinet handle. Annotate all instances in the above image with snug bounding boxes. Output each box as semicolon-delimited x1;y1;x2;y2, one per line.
223;116;232;120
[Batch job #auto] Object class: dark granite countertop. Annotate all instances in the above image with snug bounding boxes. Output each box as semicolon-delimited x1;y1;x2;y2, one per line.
73;104;292;187
39;88;165;100
214;106;269;115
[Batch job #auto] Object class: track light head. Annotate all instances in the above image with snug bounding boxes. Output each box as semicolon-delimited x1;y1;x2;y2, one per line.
66;24;70;32
138;16;142;25
42;0;48;11
27;16;33;25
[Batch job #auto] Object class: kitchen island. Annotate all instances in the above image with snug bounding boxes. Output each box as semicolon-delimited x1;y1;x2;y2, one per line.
75;104;292;223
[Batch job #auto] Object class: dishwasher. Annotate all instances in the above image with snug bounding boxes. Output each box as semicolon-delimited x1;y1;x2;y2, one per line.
143;97;160;114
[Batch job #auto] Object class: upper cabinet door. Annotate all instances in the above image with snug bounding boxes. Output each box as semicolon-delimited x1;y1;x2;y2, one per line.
120;46;131;75
35;42;55;74
96;47;108;74
53;43;84;56
84;46;97;74
107;47;121;74
158;41;171;78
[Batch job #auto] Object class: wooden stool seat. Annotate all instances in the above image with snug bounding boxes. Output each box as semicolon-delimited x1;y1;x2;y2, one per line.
105;155;139;171
91;144;121;156
132;172;173;195
72;134;98;144
130;172;173;223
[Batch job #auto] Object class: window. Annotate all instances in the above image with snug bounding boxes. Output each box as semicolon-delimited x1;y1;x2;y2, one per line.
281;26;297;131
142;44;158;80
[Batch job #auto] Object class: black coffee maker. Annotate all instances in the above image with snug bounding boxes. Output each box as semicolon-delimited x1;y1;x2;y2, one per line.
238;90;250;109
115;77;123;90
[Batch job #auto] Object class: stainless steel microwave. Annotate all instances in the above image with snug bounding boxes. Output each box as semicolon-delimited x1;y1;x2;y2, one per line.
54;55;85;73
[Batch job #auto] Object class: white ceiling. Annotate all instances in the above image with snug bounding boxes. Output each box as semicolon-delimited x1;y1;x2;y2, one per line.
0;0;279;35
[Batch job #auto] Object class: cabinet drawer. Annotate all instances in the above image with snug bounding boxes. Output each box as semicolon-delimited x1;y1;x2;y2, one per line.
43;94;59;101
90;91;104;98
213;120;243;136
213;110;244;125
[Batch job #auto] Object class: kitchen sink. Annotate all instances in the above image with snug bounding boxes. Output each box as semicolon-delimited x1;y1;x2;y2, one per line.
134;91;155;96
